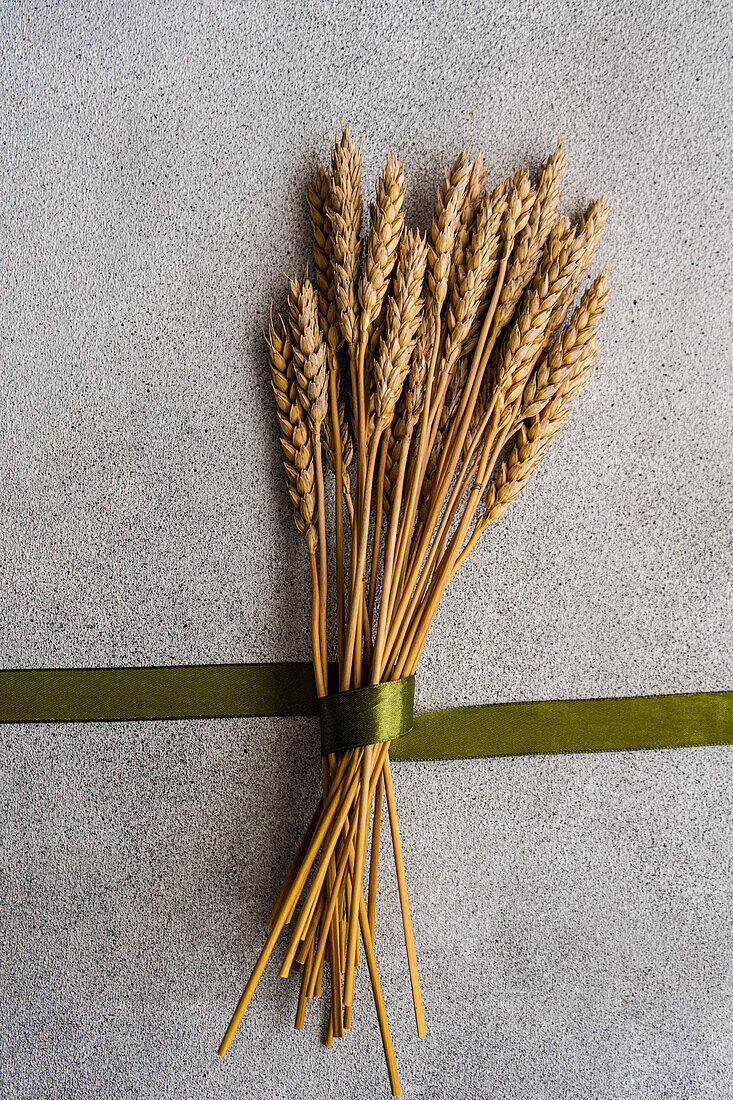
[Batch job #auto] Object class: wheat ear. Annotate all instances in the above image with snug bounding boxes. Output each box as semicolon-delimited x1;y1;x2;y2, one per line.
359;152;407;355
486;217;586;437
329;127;363;362
434;173;510;438
289;275;329;668
448;153;487;300
267;315;317;550
358;150;407;537
544;195;610;338
425;151;471;337
521;270;610;419
492;141;567;333
287;274;345;1024
391;182;523;621
371;230;428;435
459;178;511;360
308;162;340;352
266;313;323;691
365;212;422;611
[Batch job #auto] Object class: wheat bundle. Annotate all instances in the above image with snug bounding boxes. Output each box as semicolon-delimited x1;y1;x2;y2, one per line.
220;127;610;1094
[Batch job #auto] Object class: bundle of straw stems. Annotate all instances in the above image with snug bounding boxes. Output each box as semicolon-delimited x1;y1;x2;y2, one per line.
219;127;610;1094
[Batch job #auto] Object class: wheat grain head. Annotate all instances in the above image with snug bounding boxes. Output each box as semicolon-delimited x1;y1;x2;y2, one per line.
359;152;406;346
370;230;428;434
328;127;363;356
307;162;341;354
289;275;329;435
425;151;472;326
267;314;318;553
521;270;610;419
493;140;567;332
442;179;509;376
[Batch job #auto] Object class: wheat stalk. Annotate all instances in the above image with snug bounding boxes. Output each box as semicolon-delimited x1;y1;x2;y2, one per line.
286;274;347;1025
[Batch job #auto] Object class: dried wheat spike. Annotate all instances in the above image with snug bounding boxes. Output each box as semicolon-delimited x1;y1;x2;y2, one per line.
442;178;508;377
510;167;535;233
544;215;573;266
498;178;524;263
517;214;575;353
463;183;542;438
545;196;610;336
328;127;363;356
522;271;610;419
535;140;566;228
575;198;610;291
359;152;406;348
580;196;610;247
490;218;584;429
448;153;488;300
493;140;567;332
459;178;510;359
498;168;535;278
371;230;428;434
483;335;600;524
426;151;472;322
307;162;341;353
483;414;561;523
289;275;329;434
483;397;567;523
459;183;524;454
267;314;317;553
309;162;355;487
559;334;601;401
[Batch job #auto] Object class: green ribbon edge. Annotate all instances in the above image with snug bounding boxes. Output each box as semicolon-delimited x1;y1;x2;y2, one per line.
0;663;730;760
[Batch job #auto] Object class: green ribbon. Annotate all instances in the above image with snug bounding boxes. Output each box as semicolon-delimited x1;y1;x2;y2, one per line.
0;663;325;724
319;678;415;755
390;689;732;760
0;664;730;759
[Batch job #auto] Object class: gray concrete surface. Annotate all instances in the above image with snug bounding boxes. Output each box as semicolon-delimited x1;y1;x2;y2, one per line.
0;1;731;1097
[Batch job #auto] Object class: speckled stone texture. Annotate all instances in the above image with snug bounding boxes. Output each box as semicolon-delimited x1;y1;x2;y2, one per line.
0;1;731;1097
